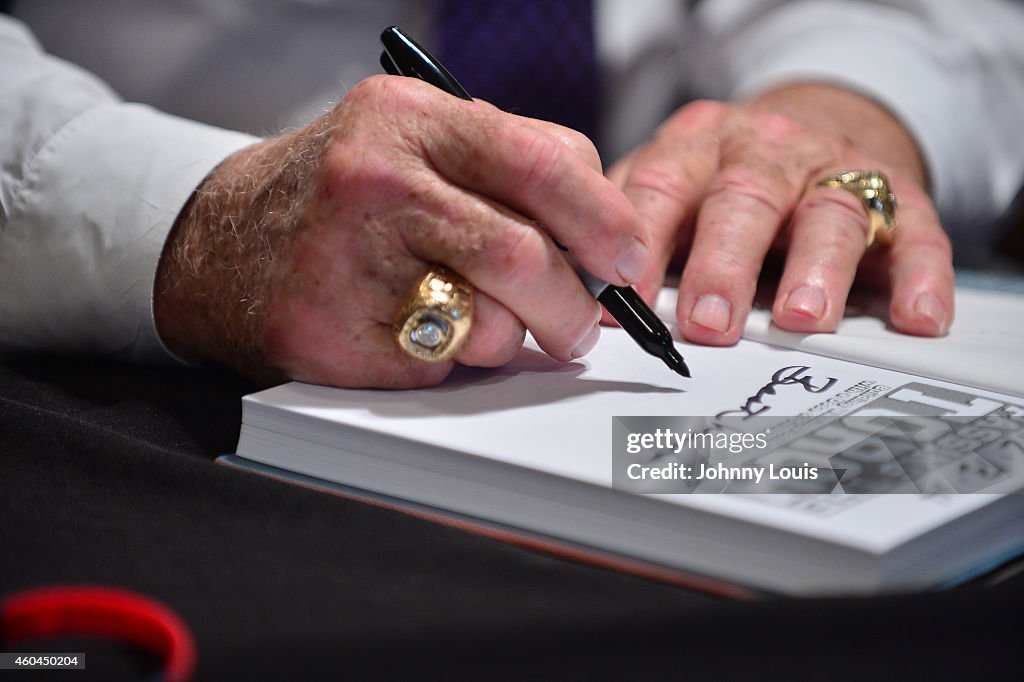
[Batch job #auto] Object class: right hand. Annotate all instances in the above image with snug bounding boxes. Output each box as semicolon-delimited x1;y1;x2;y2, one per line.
154;76;649;388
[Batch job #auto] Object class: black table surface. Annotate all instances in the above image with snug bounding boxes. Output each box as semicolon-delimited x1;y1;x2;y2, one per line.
2;357;1022;681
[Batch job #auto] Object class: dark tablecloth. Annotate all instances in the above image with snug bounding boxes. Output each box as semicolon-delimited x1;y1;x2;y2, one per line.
2;358;1021;680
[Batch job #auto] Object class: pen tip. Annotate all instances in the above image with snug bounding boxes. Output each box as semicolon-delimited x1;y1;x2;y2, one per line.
664;348;691;378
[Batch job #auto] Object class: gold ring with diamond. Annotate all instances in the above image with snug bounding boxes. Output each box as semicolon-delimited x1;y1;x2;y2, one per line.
816;170;898;248
395;265;474;362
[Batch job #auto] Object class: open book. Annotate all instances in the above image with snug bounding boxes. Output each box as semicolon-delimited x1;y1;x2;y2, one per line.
223;287;1024;596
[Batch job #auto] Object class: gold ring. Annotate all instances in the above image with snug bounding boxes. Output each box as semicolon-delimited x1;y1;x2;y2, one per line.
816;170;898;248
394;265;474;362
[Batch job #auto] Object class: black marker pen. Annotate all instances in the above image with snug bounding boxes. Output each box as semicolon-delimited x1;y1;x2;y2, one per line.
380;26;690;378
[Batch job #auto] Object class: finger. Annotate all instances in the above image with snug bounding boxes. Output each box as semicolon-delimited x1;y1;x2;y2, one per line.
272;315;455;390
276;262;535;381
490;114;609;336
602;155;638;325
677;156;803;346
258;235;456;388
771;181;872;332
619;127;721;303
399;186;603;362
514;115;603;173
408;84;648;287
454;290;528;367
884;183;954;335
261;207;584;383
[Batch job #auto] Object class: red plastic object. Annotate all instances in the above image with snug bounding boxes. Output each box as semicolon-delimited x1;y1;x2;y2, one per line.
1;585;196;682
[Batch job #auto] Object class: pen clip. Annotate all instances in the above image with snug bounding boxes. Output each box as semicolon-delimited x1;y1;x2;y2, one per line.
379;25;472;100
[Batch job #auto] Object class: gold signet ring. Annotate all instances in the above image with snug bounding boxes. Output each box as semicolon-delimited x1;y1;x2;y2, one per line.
816;170;898;248
395;265;474;362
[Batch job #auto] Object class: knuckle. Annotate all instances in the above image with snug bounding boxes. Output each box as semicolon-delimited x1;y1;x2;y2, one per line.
346;74;420;110
483;222;549;291
908;231;953;260
340;75;391;115
751;109;804;142
661;99;724;133
685;248;749;282
707;165;788;220
799;189;872;242
720;160;786;189
338;76;439;151
625;160;694;204
508;128;564;196
344;74;383;100
532;122;601;172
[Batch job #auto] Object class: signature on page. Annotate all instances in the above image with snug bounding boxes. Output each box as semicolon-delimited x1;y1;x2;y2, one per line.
715;365;838;420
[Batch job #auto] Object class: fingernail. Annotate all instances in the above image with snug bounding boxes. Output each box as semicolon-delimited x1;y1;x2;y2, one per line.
571;322;601;359
784;285;827;320
690;294;731;333
914;293;948;334
615;237;649;284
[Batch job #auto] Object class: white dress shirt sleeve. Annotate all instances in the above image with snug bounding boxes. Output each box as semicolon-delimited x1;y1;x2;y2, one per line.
687;0;1024;247
0;15;257;363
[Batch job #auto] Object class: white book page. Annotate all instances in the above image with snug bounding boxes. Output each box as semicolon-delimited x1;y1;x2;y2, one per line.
245;288;1024;554
738;287;1024;396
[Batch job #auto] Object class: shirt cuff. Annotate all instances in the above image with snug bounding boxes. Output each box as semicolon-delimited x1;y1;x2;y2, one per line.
0;103;257;363
713;5;992;239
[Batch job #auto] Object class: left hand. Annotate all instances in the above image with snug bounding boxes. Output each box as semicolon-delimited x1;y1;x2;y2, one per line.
607;83;954;345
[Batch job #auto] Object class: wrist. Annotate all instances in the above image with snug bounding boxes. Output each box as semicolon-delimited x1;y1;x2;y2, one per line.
153;137;290;383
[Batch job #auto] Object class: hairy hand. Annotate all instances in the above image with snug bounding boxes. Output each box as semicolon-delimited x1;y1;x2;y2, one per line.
609;83;953;344
155;76;648;388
